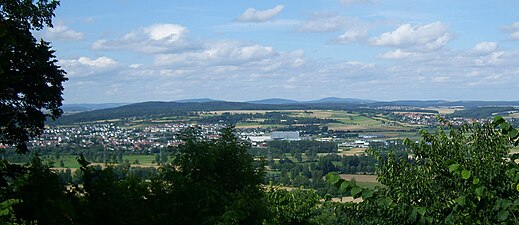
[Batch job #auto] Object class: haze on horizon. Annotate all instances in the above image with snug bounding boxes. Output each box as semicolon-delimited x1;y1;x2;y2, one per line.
39;0;519;104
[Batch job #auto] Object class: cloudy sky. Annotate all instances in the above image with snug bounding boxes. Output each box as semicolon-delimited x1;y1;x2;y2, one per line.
39;0;519;103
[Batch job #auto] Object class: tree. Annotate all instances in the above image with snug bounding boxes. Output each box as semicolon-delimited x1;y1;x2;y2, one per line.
327;118;519;224
6;156;74;225
0;0;67;153
151;126;268;224
264;187;320;225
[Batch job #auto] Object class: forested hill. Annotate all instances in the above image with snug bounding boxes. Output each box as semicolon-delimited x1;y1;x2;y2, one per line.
50;101;366;124
51;99;519;125
447;106;518;119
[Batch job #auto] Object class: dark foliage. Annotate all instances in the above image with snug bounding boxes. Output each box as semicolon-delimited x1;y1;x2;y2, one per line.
0;0;67;153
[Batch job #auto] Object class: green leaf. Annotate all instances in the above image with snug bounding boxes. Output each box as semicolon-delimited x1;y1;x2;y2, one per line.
475;186;484;196
516;183;519;192
410;208;417;222
416;207;426;216
461;170;471;180
339;180;352;192
350;186;362;198
455;196;466;206
472;177;480;185
509;129;518;139
326;172;341;186
361;189;374;199
493;116;505;127
500;122;511;132
497;210;509;221
448;163;460;173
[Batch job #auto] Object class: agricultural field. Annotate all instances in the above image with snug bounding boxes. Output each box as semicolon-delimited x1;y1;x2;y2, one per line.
339;174;381;189
43;154;158;169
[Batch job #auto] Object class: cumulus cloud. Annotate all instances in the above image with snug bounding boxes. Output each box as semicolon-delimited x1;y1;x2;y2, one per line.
475;51;505;66
378;49;421;59
154;42;279;66
59;56;118;77
44;24;85;41
144;24;188;42
236;5;285;22
336;29;368;43
472;42;498;54
504;22;519;40
370;22;451;51
92;23;191;53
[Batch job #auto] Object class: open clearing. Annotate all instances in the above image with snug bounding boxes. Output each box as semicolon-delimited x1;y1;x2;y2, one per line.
338;148;367;156
47;154;158;169
339;174;378;183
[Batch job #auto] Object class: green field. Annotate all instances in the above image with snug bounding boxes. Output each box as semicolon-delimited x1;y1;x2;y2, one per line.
45;154;158;169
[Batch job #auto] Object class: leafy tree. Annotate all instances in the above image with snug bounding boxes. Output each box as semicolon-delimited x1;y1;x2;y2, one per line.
0;0;67;153
5;156;74;225
327;118;519;224
264;187;320;225
150;126;268;224
74;156;151;225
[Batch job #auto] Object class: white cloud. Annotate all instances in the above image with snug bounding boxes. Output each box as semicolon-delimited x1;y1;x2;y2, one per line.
77;57;117;68
144;24;187;42
511;31;519;40
370;22;451;51
336;29;368;43
236;5;285;22
475;51;505;66
504;22;519;40
59;56;118;77
154;42;278;66
92;23;191;54
378;49;420;59
44;24;85;41
472;42;498;54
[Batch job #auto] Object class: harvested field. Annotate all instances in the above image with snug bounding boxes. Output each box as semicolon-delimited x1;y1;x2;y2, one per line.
339;174;378;183
338;147;367;156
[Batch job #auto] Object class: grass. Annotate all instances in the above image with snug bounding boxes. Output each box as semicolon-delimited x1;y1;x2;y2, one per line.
123;155;156;166
45;155;82;168
45;154;158;169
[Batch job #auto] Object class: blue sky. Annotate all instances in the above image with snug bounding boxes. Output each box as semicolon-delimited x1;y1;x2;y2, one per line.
39;0;519;103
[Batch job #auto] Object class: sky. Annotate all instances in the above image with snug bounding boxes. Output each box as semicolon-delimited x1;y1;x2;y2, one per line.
37;0;519;103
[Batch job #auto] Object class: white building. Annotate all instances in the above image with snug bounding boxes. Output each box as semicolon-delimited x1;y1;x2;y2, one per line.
270;131;300;141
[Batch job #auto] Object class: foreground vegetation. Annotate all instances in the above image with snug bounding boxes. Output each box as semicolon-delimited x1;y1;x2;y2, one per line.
3;1;519;224
1;118;519;224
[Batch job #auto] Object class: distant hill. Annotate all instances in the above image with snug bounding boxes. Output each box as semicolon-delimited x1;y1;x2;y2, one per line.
306;97;376;104
247;98;299;104
447;106;518;119
369;100;519;108
50;101;367;125
174;98;221;103
369;100;450;108
61;103;129;112
51;98;519;125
